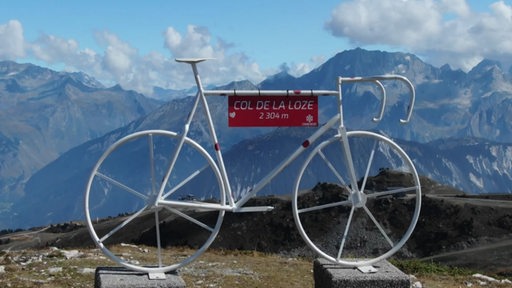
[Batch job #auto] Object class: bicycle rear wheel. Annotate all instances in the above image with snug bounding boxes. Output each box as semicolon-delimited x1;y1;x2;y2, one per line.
293;131;421;267
84;130;225;273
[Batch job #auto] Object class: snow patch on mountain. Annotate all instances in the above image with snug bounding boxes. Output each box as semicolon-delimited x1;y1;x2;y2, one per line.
469;173;484;189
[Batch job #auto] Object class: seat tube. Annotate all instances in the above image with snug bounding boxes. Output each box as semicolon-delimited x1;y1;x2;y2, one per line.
190;63;234;206
155;84;202;201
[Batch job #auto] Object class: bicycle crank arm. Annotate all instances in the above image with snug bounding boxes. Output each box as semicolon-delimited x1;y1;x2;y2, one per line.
158;199;233;211
232;206;275;213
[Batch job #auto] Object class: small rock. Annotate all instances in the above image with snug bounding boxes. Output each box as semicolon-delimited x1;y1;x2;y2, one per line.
0;265;5;273
473;273;497;283
120;243;138;248
61;249;82;259
410;274;422;287
78;268;96;274
48;267;63;274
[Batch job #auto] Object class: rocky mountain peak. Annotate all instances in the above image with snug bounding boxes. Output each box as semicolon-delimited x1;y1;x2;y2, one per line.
217;79;258;90
67;71;104;89
258;70;297;89
2;48;512;230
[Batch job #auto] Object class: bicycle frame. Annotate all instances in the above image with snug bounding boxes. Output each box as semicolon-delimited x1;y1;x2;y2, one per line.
84;57;420;274
158;58;416;213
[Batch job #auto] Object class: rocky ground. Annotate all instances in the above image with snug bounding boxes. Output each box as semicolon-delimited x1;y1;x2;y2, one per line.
0;174;511;286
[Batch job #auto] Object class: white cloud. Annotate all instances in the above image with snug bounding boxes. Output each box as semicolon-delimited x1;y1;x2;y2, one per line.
30;35;81;64
0;20;272;96
325;0;512;71
96;31;138;87
326;0;442;48
163;25;265;89
0;20;266;96
164;25;214;59
4;0;510;98
0;20;25;59
275;55;327;78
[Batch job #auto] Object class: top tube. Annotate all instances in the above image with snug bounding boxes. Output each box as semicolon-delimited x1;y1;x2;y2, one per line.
203;89;338;96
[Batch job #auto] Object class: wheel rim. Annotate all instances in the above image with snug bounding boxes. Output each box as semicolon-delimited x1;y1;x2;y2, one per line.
293;131;421;266
84;130;225;273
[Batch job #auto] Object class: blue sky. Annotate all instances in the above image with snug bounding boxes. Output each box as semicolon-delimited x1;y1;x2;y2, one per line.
1;0;511;95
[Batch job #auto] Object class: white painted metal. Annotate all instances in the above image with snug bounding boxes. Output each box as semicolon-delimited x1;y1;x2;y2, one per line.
84;130;225;273
339;75;416;123
204;89;338;96
84;57;420;273
292;131;421;267
358;265;378;273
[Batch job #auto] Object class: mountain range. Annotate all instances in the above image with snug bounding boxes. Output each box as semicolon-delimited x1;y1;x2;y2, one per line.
1;48;512;229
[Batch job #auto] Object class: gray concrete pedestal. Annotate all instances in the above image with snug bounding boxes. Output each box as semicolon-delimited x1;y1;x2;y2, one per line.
314;258;410;288
94;267;186;288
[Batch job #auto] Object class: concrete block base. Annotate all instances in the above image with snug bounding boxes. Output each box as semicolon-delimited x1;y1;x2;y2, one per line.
94;267;186;288
314;258;410;288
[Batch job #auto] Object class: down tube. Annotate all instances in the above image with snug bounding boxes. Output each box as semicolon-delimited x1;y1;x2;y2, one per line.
234;115;340;209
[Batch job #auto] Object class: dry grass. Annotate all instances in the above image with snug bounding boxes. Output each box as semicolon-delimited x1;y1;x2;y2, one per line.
180;249;312;287
0;245;313;288
0;245;510;287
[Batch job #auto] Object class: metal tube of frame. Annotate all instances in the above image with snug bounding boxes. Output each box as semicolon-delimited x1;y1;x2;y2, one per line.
234;114;341;209
338;77;387;124
156;88;202;200
204;90;338;96
339;75;415;123
336;77;360;191
337;77;345;130
190;63;235;207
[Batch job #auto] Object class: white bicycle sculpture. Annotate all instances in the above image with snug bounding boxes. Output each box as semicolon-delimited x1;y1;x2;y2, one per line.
84;58;421;274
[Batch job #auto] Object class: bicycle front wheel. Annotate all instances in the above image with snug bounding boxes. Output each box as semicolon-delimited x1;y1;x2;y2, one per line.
293;131;421;267
84;130;225;273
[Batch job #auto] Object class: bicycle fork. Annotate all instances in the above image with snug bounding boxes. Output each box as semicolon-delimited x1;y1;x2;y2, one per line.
335;77;359;194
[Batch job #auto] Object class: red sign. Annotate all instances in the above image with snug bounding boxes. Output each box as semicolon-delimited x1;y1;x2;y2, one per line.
228;95;318;127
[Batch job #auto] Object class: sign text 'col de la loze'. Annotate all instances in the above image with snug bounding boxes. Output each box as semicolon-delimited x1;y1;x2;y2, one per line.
228;95;318;127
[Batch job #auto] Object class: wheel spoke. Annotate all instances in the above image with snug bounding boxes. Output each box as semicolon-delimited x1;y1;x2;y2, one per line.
163;206;215;232
366;186;419;199
360;140;377;193
148;133;157;195
86;130;225;272
162;163;209;199
337;205;355;260
293;131;421;267
298;199;351;214
318;149;346;186
363;205;394;247
154;209;163;267
95;172;148;201
100;205;149;243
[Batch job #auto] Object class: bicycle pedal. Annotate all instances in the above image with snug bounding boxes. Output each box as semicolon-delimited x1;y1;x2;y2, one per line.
233;206;275;213
357;265;378;273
